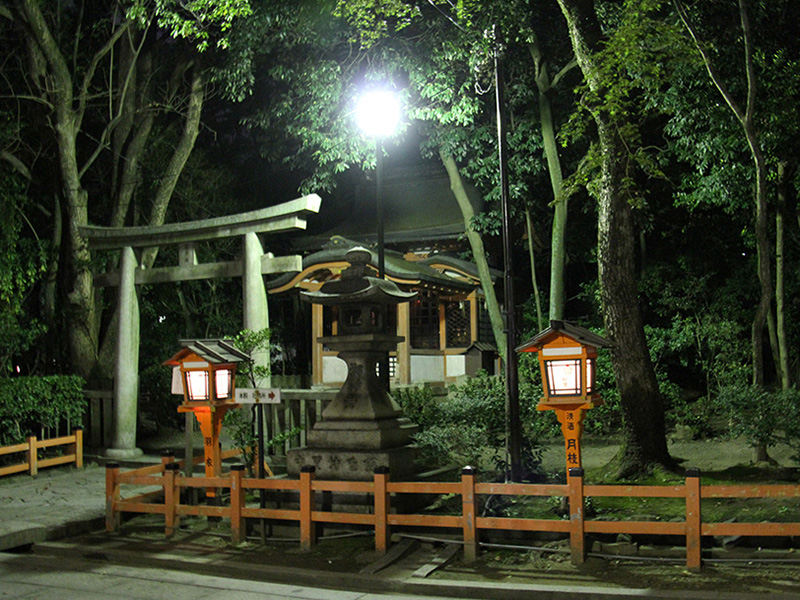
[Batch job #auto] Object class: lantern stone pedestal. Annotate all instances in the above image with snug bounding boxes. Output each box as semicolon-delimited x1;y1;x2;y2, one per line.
287;333;418;480
287;247;419;481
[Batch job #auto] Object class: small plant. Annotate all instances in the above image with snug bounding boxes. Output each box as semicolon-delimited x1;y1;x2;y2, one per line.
224;328;304;475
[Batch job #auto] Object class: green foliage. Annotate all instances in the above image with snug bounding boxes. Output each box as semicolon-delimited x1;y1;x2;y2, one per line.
395;372;552;479
0;375;86;446
0;170;47;374
224;407;301;474
232;328;271;386
333;0;419;47
126;0;253;51
582;350;623;436
562;0;690;205
224;407;258;471
715;386;800;462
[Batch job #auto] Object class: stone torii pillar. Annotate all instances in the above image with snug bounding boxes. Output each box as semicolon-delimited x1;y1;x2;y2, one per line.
243;232;270;388
106;246;142;459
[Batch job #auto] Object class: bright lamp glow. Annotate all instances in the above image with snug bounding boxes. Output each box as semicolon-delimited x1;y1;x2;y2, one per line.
586;358;594;394
185;370;209;401
356;89;401;138
215;368;232;400
546;359;582;396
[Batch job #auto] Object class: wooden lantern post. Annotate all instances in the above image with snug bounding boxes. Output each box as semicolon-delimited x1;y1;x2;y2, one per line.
516;321;611;475
164;340;249;496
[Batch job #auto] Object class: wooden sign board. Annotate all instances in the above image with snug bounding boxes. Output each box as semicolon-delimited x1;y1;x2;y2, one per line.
235;387;281;404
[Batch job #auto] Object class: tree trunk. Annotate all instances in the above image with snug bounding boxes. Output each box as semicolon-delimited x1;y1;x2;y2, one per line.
775;161;791;389
98;64;205;374
440;151;507;359
528;41;572;321
596;119;673;476
674;0;773;462
525;207;544;332
141;67;204;268
556;0;673;477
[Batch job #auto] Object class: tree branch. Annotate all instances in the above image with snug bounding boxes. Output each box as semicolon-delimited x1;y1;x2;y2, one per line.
551;57;578;89
673;0;746;126
75;19;131;132
1;149;31;180
738;0;756;126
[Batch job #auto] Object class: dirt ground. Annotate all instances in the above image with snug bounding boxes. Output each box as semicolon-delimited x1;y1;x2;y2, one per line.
540;434;798;475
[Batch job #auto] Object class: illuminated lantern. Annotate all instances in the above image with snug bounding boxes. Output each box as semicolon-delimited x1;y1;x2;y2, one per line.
164;340;248;496
166;340;244;404
516;321;611;474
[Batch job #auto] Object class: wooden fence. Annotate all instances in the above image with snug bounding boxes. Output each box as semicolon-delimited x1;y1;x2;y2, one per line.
0;429;83;477
105;462;800;571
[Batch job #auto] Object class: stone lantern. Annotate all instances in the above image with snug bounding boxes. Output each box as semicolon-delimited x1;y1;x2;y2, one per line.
287;247;419;480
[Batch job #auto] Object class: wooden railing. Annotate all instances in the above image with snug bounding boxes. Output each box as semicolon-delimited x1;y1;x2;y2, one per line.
0;429;83;477
105;463;800;571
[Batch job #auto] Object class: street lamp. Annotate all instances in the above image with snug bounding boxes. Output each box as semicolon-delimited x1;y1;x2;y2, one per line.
356;88;401;279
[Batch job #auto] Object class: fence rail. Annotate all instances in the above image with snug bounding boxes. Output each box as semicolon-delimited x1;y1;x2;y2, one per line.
0;429;83;477
105;462;800;571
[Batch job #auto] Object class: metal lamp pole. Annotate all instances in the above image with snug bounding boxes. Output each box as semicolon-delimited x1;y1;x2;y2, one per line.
376;137;386;279
494;28;522;482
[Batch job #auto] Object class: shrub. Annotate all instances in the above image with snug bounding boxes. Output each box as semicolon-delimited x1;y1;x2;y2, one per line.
396;372;552;480
0;375;85;446
715;384;800;462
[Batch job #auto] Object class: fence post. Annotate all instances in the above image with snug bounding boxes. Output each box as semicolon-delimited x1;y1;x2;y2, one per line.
27;436;38;476
300;466;316;551
568;467;585;565
163;462;180;537
105;462;120;532
230;464;246;545
685;467;702;571
71;428;84;468
374;467;390;554
462;466;478;564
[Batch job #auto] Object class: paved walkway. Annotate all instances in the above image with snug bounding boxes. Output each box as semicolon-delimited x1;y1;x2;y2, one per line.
0;551;460;600
0;462;108;551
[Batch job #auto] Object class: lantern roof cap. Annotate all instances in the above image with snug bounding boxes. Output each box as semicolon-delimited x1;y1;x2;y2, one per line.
515;320;612;353
163;338;249;366
300;246;417;306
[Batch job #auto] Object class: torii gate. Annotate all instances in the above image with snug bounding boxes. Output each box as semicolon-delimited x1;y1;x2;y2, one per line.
80;195;321;459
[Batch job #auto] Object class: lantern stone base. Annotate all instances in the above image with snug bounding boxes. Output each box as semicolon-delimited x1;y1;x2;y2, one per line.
287;417;418;481
287;443;417;481
105;447;144;459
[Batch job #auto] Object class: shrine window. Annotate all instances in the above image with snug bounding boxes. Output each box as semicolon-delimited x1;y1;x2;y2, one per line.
409;289;439;349
444;300;471;347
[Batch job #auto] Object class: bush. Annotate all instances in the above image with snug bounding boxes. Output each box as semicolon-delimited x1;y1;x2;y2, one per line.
715;385;800;462
395;372;552;480
0;375;86;446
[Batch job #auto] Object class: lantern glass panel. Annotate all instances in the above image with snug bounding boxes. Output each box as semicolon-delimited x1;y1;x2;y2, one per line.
586;358;595;394
215;368;232;400
546;358;582;396
185;370;209;401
